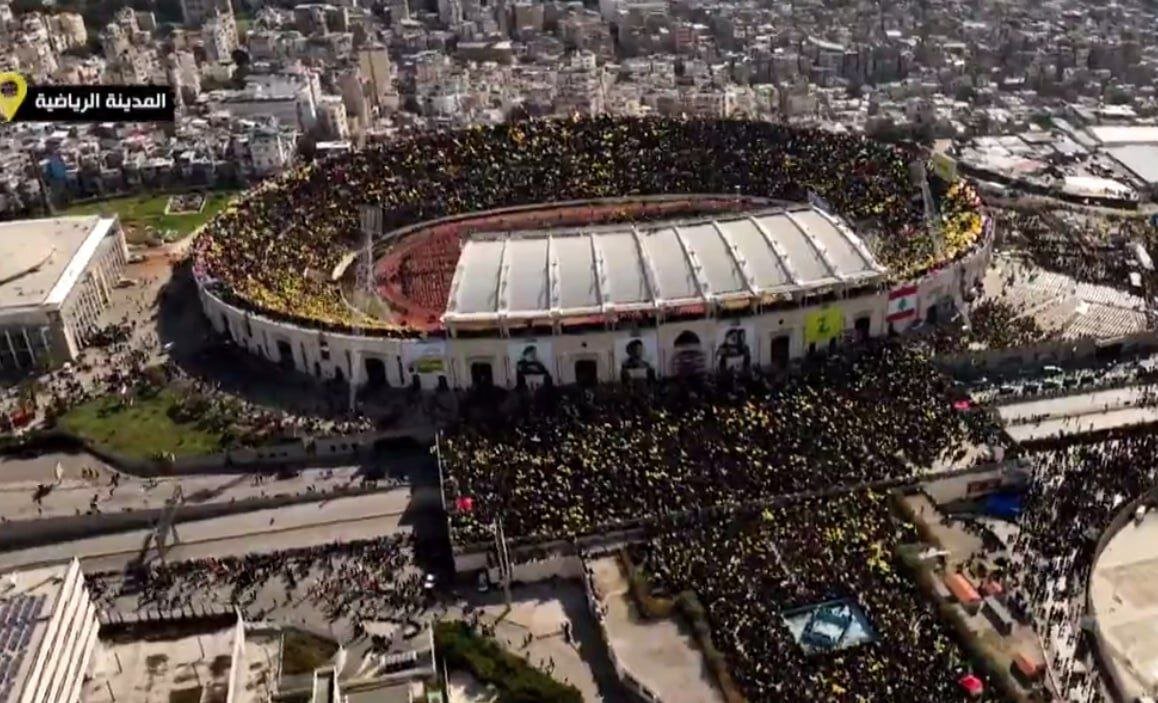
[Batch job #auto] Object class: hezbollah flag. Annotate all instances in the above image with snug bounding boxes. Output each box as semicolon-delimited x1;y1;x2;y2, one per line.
804;307;844;344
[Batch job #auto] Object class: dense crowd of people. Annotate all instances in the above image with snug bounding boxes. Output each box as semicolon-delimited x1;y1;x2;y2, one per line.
928;299;1050;353
998;208;1157;291
631;490;994;702
194;117;986;333
1009;433;1158;688
87;535;426;644
442;340;996;545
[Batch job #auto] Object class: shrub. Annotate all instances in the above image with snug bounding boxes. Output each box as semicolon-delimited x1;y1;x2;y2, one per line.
435;621;582;703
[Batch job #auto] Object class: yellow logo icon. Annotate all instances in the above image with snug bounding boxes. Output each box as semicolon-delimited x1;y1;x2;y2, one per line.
0;73;29;122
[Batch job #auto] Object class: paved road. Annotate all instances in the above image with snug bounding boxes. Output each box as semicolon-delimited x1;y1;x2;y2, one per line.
1005;407;1158;442
0;463;377;522
0;487;441;573
998;386;1155;425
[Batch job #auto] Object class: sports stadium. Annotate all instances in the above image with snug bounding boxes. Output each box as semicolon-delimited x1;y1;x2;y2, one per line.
192;118;992;390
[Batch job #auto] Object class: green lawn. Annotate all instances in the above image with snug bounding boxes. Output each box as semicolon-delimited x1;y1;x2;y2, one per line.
58;388;227;459
280;629;340;676
62;190;238;244
435;621;583;703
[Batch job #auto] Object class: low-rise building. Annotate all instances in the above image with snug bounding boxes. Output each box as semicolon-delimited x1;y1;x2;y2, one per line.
0;216;127;371
0;559;99;703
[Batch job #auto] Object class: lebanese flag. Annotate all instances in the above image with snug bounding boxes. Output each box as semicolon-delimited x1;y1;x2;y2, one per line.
887;284;918;322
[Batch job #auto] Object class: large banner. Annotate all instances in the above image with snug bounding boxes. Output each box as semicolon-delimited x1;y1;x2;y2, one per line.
668;329;707;377
507;339;554;389
714;323;754;374
804;307;844;344
930;153;958;183
402;339;448;379
615;331;658;383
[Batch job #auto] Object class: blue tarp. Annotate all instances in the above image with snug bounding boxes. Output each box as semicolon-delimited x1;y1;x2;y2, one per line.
984;491;1023;520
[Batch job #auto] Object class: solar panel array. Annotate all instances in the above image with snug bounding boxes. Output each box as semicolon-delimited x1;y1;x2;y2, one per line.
0;594;46;701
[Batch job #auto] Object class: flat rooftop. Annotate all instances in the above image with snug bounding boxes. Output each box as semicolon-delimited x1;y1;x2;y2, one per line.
1087;125;1158;146
1107;145;1158;186
0;216;115;311
82;621;281;703
0;561;71;702
1090;509;1158;700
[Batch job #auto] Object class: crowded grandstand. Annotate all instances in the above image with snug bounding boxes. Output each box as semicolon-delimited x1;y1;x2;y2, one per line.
192;118;989;390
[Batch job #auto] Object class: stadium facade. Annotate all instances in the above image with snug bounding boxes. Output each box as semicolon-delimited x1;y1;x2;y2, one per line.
198;195;993;391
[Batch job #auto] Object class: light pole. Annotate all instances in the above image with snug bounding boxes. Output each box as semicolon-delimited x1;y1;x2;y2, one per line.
493;518;512;607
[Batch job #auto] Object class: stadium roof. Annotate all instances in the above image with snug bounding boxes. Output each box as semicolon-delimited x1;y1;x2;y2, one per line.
443;206;886;325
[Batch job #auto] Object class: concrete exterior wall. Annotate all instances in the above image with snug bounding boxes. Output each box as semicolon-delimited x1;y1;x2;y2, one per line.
197;206;993;391
203;286;899;390
487;554;585;584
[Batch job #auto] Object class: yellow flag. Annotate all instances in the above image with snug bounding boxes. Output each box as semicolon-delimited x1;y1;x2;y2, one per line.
804;307;845;343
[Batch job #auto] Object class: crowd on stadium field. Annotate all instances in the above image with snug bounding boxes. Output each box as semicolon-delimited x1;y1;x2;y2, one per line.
194;117;985;333
630;490;994;702
441;340;996;545
87;535;427;646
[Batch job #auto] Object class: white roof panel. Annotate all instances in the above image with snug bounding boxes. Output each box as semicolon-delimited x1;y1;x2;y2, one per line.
762;213;831;283
442;206;884;325
595;231;650;306
640;227;698;301
726;217;794;290
553;235;600;310
503;237;550;313
791;209;867;276
681;223;747;295
447;238;503;315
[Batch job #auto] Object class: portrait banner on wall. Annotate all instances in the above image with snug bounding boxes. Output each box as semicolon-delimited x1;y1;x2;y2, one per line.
615;331;658;383
668;329;707;377
715;323;755;374
402;339;448;378
508;339;554;390
804;307;845;344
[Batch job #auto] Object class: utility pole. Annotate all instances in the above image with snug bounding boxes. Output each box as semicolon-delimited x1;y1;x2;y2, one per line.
493;518;512;607
353;205;382;413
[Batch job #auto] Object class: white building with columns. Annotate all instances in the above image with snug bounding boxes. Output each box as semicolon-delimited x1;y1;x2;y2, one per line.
0;216;127;372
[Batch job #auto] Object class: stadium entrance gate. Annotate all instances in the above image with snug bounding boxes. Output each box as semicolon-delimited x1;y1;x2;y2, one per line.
574;359;598;387
276;340;294;370
364;357;388;387
470;361;494;388
770;335;790;369
855;316;871;342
